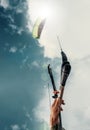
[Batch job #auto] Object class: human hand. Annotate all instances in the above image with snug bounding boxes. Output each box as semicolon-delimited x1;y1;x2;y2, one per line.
50;91;65;127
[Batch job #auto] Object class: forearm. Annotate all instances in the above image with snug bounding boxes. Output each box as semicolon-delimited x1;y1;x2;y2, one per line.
50;113;59;127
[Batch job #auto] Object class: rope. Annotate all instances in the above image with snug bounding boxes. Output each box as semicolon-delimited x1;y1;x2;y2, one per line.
48;83;51;109
57;35;63;52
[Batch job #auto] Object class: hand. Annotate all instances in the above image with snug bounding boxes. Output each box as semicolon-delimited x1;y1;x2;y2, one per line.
50;91;65;127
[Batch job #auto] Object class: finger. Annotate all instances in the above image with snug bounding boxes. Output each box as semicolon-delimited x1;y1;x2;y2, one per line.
61;100;65;105
60;106;63;111
53;90;60;95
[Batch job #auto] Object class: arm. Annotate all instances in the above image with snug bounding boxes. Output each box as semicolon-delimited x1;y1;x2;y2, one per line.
50;91;65;129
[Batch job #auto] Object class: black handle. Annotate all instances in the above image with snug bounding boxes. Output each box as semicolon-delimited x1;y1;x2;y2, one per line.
48;64;58;98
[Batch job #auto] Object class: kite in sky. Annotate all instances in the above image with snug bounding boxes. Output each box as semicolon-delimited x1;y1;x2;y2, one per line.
32;17;46;39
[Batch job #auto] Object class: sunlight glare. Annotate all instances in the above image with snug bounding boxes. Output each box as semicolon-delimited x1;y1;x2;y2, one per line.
28;1;54;22
38;4;53;19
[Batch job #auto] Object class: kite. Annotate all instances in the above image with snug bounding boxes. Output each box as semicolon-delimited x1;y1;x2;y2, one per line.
32;17;46;39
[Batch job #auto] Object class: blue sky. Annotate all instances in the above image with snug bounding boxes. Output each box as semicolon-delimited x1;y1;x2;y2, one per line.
0;0;90;130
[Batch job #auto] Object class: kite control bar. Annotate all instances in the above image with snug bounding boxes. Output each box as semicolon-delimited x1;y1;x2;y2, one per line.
60;51;71;87
57;36;71;87
48;50;71;130
48;64;58;98
47;53;71;99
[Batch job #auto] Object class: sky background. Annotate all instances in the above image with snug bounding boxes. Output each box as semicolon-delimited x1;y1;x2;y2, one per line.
0;0;90;130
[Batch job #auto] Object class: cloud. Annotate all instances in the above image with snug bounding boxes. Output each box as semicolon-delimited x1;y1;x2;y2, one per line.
25;112;32;121
22;56;29;64
11;125;20;130
9;23;24;35
8;15;14;23
17;28;24;35
31;61;39;68
21;123;29;130
33;88;51;124
0;0;9;9
9;46;17;53
9;24;17;30
16;8;23;14
0;0;22;9
19;45;27;54
85;106;90;120
63;56;90;130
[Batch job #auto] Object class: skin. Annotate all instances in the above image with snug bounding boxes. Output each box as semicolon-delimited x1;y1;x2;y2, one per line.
50;91;65;127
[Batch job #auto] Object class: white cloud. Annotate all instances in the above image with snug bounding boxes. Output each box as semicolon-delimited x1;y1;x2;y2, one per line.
0;0;9;8
17;28;24;35
85;106;90;120
23;106;33;122
20;56;29;69
9;24;17;30
22;56;29;64
32;61;39;68
11;124;20;130
25;112;32;121
16;8;23;13
21;123;30;130
33;89;51;124
9;24;24;35
61;56;90;130
8;15;14;23
9;46;17;53
19;45;27;54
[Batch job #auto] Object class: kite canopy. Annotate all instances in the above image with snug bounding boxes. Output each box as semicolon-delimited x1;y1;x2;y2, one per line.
32;18;46;39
